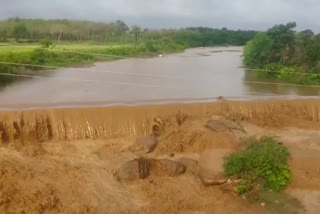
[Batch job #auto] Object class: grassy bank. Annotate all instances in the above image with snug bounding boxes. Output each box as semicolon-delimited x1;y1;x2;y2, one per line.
0;42;186;86
247;64;320;86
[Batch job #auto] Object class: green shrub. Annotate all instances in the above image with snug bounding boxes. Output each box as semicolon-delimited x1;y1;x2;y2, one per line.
276;66;299;80
40;39;53;48
224;137;291;195
243;33;273;67
234;181;251;195
262;63;285;77
145;39;185;53
258;62;320;85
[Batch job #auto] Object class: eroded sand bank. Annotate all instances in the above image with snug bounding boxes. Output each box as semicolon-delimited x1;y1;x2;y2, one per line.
1;99;320;213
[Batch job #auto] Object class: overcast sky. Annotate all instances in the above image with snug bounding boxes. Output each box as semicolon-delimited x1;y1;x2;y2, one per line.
1;0;319;31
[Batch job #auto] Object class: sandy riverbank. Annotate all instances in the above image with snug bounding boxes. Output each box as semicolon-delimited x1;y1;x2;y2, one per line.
1;99;320;213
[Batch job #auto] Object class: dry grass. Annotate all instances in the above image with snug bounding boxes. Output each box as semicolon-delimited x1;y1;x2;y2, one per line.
1;99;320;145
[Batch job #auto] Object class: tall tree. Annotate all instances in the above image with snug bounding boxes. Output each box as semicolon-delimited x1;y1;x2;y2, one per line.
266;22;296;62
131;25;142;48
243;33;273;67
13;22;27;41
115;20;129;33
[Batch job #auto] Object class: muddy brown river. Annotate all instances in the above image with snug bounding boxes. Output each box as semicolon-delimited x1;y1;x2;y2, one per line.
0;47;319;110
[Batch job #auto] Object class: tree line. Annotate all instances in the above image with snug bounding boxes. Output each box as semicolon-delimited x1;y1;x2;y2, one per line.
0;18;130;42
244;22;320;84
0;18;257;46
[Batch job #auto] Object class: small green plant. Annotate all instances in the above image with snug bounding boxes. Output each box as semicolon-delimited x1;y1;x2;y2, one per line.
224;137;291;196
40;39;53;48
234;181;251;195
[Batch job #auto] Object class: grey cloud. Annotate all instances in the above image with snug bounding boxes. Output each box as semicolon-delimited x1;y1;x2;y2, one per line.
0;0;319;31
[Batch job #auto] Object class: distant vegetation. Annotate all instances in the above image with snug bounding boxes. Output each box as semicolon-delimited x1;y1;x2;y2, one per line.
244;22;320;85
0;18;257;86
0;18;256;46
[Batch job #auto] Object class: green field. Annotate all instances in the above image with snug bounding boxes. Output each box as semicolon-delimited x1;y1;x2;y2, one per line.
0;43;166;86
0;43;147;58
0;41;185;66
0;39;190;75
0;43;163;68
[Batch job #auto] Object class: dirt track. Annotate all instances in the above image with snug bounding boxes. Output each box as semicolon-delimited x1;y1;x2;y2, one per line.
1;99;320;213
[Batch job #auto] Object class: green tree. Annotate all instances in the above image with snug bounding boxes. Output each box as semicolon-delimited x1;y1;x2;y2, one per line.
0;29;7;41
304;38;320;64
243;22;320;85
243;33;273;67
266;22;296;62
131;25;142;48
115;20;129;33
13;22;27;41
295;30;320;65
0;18;257;45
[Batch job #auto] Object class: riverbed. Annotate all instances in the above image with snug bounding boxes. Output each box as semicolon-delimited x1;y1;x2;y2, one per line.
0;47;319;110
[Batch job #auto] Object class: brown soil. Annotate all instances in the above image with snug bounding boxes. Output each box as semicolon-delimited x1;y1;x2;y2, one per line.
1;100;320;213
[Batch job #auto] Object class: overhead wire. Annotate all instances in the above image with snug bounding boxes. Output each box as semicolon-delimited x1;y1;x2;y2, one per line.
0;61;186;79
0;72;181;89
245;68;320;76
0;71;317;100
3;43;320;77
3;43;320;79
243;80;320;88
0;44;319;100
0;72;298;100
1;61;320;89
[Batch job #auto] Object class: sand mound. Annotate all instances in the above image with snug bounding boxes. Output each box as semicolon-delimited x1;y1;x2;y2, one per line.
154;117;240;154
0;144;140;214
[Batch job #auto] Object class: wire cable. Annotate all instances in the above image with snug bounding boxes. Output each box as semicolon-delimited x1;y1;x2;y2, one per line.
0;72;181;89
245;68;320;76
2;43;320;77
0;72;318;100
0;61;185;79
1;61;320;88
243;80;320;88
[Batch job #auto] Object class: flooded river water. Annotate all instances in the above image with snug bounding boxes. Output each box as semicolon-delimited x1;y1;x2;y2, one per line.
0;47;319;109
